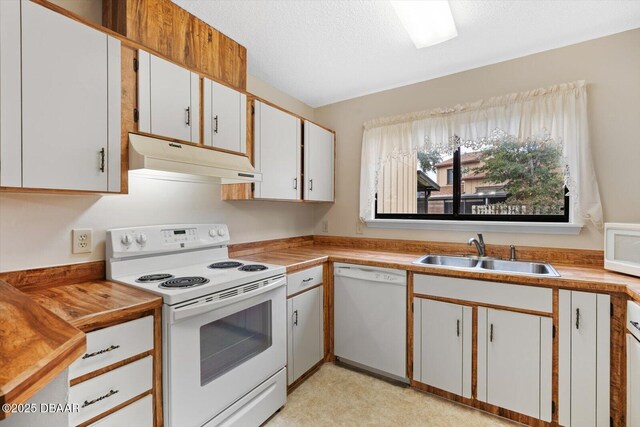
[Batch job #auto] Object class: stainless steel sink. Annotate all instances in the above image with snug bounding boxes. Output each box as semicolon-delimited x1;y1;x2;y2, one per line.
479;259;559;277
417;255;479;269
413;254;560;277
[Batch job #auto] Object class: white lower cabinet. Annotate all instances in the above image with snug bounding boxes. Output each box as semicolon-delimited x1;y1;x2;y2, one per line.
88;394;153;427
287;285;324;385
559;290;610;427
628;333;640;427
478;308;553;421
413;298;472;398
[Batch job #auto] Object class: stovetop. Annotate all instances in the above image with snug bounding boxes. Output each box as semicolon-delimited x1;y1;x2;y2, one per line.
113;258;286;305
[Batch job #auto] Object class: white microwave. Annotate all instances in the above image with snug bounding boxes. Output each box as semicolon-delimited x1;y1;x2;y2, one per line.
605;223;640;278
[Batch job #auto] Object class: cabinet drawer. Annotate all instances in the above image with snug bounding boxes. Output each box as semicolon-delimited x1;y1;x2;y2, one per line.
70;316;154;380
414;274;552;313
629;301;640;341
287;265;323;297
88;394;153;427
70;356;153;426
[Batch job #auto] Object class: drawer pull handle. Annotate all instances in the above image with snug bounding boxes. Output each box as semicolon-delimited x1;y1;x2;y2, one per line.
490;324;494;342
81;389;119;408
576;308;580;330
631;320;640;332
293;310;299;326
82;344;120;359
301;278;313;283
456;319;460;337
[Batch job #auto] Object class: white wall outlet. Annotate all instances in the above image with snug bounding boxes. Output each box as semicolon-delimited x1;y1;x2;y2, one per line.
72;228;93;254
321;220;329;233
356;221;364;234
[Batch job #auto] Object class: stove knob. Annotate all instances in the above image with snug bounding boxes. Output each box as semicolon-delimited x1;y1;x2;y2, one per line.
209;229;217;238
217;228;226;237
121;234;133;247
136;233;147;245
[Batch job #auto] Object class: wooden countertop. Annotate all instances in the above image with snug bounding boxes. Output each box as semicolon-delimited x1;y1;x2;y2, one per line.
26;280;163;332
241;245;640;300
0;273;162;419
0;280;85;420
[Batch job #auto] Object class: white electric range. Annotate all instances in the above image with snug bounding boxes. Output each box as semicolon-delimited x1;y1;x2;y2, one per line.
106;224;287;427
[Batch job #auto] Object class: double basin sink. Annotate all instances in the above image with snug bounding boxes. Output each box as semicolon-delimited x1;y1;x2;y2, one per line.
413;254;560;277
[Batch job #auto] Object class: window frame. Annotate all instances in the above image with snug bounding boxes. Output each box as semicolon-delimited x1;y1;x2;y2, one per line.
374;148;570;223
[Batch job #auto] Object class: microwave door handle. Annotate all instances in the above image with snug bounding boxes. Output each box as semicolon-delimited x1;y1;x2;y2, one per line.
170;277;286;323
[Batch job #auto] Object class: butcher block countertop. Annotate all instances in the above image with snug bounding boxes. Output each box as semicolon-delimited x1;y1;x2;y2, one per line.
240;245;640;300
0;280;85;420
0;262;161;420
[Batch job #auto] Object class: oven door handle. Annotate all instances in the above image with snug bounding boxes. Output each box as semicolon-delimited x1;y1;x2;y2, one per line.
170;276;286;323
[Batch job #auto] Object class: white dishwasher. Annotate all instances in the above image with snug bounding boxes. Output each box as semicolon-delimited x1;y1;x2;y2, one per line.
334;263;407;381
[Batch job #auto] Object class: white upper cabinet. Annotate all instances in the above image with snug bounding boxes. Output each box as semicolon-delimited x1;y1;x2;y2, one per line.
0;0;22;188
559;290;610;427
478;308;552;422
203;78;247;153
254;101;301;200
414;298;472;398
138;50;199;143
303;121;334;202
18;0;121;192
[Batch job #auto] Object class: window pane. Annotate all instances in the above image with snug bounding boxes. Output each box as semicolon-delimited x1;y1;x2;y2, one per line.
200;300;272;386
459;135;565;216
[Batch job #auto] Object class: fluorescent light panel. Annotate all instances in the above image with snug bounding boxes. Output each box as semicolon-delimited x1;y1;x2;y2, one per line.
391;0;458;48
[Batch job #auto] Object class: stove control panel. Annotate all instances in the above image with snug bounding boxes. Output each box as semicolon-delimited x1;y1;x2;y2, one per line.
107;224;231;258
162;228;198;244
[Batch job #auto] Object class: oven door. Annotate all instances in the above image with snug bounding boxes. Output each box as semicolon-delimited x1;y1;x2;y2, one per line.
164;276;286;427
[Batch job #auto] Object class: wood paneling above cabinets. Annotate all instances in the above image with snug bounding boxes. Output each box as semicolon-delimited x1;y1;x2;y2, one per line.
103;0;247;91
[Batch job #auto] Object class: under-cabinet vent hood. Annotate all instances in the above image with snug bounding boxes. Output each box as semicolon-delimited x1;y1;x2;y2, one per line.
128;133;261;184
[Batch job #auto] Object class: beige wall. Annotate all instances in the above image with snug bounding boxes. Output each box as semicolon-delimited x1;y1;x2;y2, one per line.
313;29;640;250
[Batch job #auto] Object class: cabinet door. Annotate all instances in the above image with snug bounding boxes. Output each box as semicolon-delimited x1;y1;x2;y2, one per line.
254;101;301;200
290;286;323;384
303;121;334;201
480;308;552;420
203;78;246;153
559;291;610;427
21;1;121;191
629;334;640;427
138;51;199;143
418;299;472;397
0;0;22;187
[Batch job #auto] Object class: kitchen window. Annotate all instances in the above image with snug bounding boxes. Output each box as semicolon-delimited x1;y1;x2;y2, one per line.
360;81;602;231
376;134;569;222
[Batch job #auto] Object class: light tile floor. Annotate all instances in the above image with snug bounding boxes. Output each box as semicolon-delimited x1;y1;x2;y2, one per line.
267;364;518;426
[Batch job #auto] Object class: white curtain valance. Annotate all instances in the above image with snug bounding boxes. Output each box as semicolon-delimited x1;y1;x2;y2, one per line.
360;80;603;227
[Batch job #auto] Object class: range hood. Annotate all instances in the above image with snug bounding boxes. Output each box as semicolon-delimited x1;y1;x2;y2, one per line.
128;133;261;184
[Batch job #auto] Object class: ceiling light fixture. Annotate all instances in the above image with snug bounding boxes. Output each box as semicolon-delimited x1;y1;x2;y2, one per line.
390;0;458;49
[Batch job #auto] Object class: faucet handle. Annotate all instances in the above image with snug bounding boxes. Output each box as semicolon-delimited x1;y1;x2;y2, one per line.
509;245;517;261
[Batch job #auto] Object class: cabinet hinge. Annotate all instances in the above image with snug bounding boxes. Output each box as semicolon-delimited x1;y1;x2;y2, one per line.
611;302;614;317
251;105;255;115
411;302;414;313
133;57;139;72
251;183;255;192
551;401;556;414
133;109;139;123
552;325;556;339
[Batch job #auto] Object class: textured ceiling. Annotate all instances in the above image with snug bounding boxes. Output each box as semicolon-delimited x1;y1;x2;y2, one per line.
173;0;640;107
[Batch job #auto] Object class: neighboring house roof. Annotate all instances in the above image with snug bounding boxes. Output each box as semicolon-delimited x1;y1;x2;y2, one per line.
417;170;440;191
435;152;483;168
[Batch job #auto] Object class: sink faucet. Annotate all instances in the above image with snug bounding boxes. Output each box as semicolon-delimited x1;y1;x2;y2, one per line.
468;233;486;257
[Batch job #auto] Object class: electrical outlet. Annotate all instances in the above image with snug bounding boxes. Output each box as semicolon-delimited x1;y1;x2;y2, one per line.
72;228;93;254
356;221;364;234
321;220;329;233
